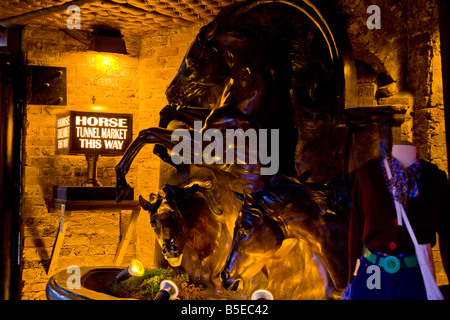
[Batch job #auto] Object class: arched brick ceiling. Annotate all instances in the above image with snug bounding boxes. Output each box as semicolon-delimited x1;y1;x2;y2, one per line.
0;0;240;34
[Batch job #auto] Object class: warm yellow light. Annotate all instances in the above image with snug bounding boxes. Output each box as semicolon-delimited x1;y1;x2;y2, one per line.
89;54;119;73
91;106;103;111
101;56;111;67
129;259;144;277
251;289;274;300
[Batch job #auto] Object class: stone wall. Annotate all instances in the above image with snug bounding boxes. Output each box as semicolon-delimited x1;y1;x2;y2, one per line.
407;0;447;172
340;0;447;170
19;24;199;299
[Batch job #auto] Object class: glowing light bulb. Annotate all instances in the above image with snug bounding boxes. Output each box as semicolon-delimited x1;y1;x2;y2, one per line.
251;289;274;300
114;259;144;283
154;280;179;300
129;259;144;277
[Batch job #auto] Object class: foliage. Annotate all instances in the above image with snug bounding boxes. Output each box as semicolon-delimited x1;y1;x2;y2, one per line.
106;267;206;300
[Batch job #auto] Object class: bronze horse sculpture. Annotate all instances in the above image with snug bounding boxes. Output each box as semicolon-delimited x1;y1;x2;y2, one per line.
116;19;295;202
115;0;357;299
115;0;351;202
221;174;350;298
139;180;230;290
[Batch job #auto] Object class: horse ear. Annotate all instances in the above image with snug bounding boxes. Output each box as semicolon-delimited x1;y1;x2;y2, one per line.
149;192;158;202
181;180;213;197
139;195;151;211
181;183;200;197
232;191;244;201
199;21;217;42
243;189;255;205
164;184;176;201
298;170;312;182
140;193;162;215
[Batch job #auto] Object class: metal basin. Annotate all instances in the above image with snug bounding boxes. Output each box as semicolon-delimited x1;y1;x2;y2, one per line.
46;266;134;300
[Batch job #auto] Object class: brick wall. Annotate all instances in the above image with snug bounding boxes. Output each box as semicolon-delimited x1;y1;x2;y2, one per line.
19;24;199;299
134;25;199;269
135;26;198;197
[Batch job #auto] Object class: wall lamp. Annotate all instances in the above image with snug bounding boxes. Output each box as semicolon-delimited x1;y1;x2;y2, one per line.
88;28;128;55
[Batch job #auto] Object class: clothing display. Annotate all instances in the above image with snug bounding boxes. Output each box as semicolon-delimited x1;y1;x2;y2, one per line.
380;157;422;209
347;157;450;299
350;249;427;300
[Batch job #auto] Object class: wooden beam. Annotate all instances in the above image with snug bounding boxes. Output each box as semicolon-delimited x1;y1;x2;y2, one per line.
47;205;68;275
113;209;141;266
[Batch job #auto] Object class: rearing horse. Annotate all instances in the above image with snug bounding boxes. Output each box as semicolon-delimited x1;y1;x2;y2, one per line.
115;19;297;202
115;0;352;202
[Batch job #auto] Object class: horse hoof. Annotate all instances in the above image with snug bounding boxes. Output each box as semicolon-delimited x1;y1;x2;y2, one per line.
159;104;176;117
153;144;168;158
116;186;130;203
116;179;131;203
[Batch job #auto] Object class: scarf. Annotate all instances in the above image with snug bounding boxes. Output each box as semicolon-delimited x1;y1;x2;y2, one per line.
380;157;422;209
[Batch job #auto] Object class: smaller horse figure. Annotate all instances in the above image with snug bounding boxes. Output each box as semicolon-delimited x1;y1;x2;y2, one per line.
221;174;350;298
139;180;229;290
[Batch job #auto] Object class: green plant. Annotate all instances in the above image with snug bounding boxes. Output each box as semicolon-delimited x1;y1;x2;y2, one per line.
106;268;206;300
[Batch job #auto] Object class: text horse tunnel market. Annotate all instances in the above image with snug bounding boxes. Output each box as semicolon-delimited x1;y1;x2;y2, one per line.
1;0;449;303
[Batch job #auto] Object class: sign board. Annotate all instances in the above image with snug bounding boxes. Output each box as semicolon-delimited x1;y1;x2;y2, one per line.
55;111;133;155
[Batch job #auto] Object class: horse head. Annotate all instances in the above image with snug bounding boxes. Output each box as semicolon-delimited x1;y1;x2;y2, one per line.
165;21;231;109
165;15;290;114
139;180;221;267
221;175;350;293
221;189;284;292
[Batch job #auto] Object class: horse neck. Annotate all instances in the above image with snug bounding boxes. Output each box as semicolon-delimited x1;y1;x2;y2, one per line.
276;209;324;241
179;197;221;253
215;35;290;116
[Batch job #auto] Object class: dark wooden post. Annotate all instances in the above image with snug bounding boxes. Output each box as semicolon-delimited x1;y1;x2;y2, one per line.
439;0;450;173
0;27;24;300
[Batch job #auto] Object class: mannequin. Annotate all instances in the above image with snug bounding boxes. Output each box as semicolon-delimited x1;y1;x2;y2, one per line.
345;139;450;300
391;141;418;168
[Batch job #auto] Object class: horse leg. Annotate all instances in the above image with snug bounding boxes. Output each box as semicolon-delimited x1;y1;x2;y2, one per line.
315;244;348;291
158;105;212;128
154;105;212;167
116;127;189;202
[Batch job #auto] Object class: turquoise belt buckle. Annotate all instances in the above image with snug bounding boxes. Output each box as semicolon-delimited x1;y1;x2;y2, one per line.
382;255;401;274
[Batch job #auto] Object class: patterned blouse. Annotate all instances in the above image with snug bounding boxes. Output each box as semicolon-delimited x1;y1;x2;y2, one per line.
379;157;423;209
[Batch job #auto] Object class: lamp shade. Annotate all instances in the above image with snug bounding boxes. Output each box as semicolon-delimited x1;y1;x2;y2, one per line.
88;28;128;54
55;111;133;156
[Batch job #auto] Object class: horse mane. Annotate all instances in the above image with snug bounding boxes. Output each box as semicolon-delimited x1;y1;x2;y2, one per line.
184;179;223;216
249;174;349;289
260;175;320;209
249;174;350;240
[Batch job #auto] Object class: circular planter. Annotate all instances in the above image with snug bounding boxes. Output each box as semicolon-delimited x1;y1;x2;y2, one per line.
46;266;134;300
